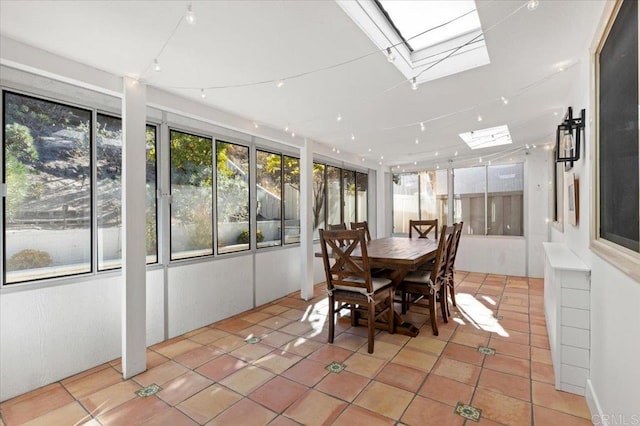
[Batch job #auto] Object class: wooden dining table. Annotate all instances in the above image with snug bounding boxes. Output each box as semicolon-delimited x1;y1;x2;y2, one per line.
349;236;439;337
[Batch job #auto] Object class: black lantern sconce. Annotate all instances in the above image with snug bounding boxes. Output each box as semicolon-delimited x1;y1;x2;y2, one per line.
556;107;585;168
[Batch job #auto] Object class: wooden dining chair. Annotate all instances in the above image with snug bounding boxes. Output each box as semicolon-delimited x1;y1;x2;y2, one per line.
319;228;394;353
443;221;464;315
398;224;452;336
327;223;347;230
350;221;372;241
409;219;439;240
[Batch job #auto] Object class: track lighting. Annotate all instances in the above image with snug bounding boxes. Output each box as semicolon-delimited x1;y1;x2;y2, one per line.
411;77;418;91
527;0;539;11
153;59;161;72
200;89;206;99
385;47;395;63
185;3;196;25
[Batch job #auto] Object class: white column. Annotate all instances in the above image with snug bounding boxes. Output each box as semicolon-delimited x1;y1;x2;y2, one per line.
121;77;147;379
300;138;314;300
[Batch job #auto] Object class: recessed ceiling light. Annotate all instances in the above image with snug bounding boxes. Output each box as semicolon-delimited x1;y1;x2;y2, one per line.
351;134;355;140
411;77;418;91
337;114;343;122
527;0;539;11
477;115;483;122
420;122;425;132
415;139;419;144
185;3;196;25
276;80;285;88
153;59;161;72
434;152;439;156
413;161;417;165
368;148;372;152
459;125;513;150
501;96;509;105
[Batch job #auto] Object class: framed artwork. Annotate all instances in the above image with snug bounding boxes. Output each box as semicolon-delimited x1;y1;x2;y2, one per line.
567;173;579;226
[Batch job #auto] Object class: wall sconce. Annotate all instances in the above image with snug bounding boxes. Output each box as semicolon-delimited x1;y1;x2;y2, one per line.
556;107;585;167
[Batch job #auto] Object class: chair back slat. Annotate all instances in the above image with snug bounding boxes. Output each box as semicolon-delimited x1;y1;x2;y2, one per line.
429;224;453;284
328;223;347;230
445;221;463;276
319;229;372;293
350;221;372;241
409;219;439;239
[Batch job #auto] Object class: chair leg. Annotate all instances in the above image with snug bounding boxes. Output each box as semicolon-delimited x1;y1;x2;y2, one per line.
440;286;448;323
401;289;408;314
388;289;395;334
449;276;457;307
367;302;375;353
429;291;439;336
350;304;357;327
328;296;335;343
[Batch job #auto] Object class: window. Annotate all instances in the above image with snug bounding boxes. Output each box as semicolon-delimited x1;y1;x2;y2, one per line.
326;165;342;226
597;0;639;254
256;150;282;248
343;169;356;224
454;166;487;235
3;91;92;284
283;156;300;244
312;163;326;239
145;125;158;263
170;130;213;260
356;172;368;222
487;164;523;236
392;173;419;234
217;141;249;254
393;169;448;234
592;0;640;280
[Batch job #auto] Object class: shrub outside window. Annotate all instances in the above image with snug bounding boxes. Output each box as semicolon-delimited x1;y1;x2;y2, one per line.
283;156;300;244
3;91;92;284
217;141;250;254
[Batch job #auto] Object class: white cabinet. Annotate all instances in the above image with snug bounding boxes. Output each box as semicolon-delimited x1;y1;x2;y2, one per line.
542;242;591;396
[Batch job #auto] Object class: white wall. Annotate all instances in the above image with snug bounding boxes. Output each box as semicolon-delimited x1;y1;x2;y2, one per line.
550;13;640;419
455;236;527;276
255;247;301;306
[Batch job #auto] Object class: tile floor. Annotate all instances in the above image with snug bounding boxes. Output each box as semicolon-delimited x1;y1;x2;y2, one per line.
0;272;593;425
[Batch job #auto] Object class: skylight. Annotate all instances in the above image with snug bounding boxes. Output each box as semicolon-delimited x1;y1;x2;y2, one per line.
337;0;490;85
459;125;513;150
377;0;482;52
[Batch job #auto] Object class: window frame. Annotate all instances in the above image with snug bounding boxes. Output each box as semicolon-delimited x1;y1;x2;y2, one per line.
591;0;640;281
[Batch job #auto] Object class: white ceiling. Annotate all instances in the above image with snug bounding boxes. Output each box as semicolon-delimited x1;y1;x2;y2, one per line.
0;0;609;168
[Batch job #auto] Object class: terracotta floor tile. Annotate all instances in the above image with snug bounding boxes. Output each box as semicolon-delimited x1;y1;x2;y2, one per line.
332;404;395;426
483;353;531;378
258;316;295;330
497;310;530;323
219;365;275;396
489;338;531;360
492;328;530;345
499;318;531;333
418;374;474;406
146;351;170;370
315;370;370;402
249;376;308;413
156;371;213;406
284;389;347;425
401;395;465;426
253;350;302;374
472;388;532;425
332;333;368;351
150;336;186;351
63;367;123;399
174;345;223;369
450;330;490;348
195;354;248;381
353;381;413;420
260;304;290;315
441;342;485;366
531;361;555;384
208;334;247;353
532;381;591;419
80;380;140;417
405;335;447;356
61;363;111;387
533;405;593;426
279;320;314;336
531;347;553;365
477;368;531;402
214;318;254;333
97;396;169;425
207;398;276;425
22;401;90;426
259;330;296;348
432;357;481;385
133;361;189;387
278;308;306;321
375;362;427;393
280;337;324;357
240;311;273;324
308;344;353;364
187;328;229;345
234;324;272;340
0;383;75;425
182;326;210;338
154;339;202;359
500;304;529;314
177;384;242;424
393;346;438;373
344;353;386;378
282;359;329;387
141;407;198;425
230;342;274;362
530;334;551;349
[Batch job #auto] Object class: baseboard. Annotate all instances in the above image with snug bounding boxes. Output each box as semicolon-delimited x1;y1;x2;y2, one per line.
585;378;603;425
